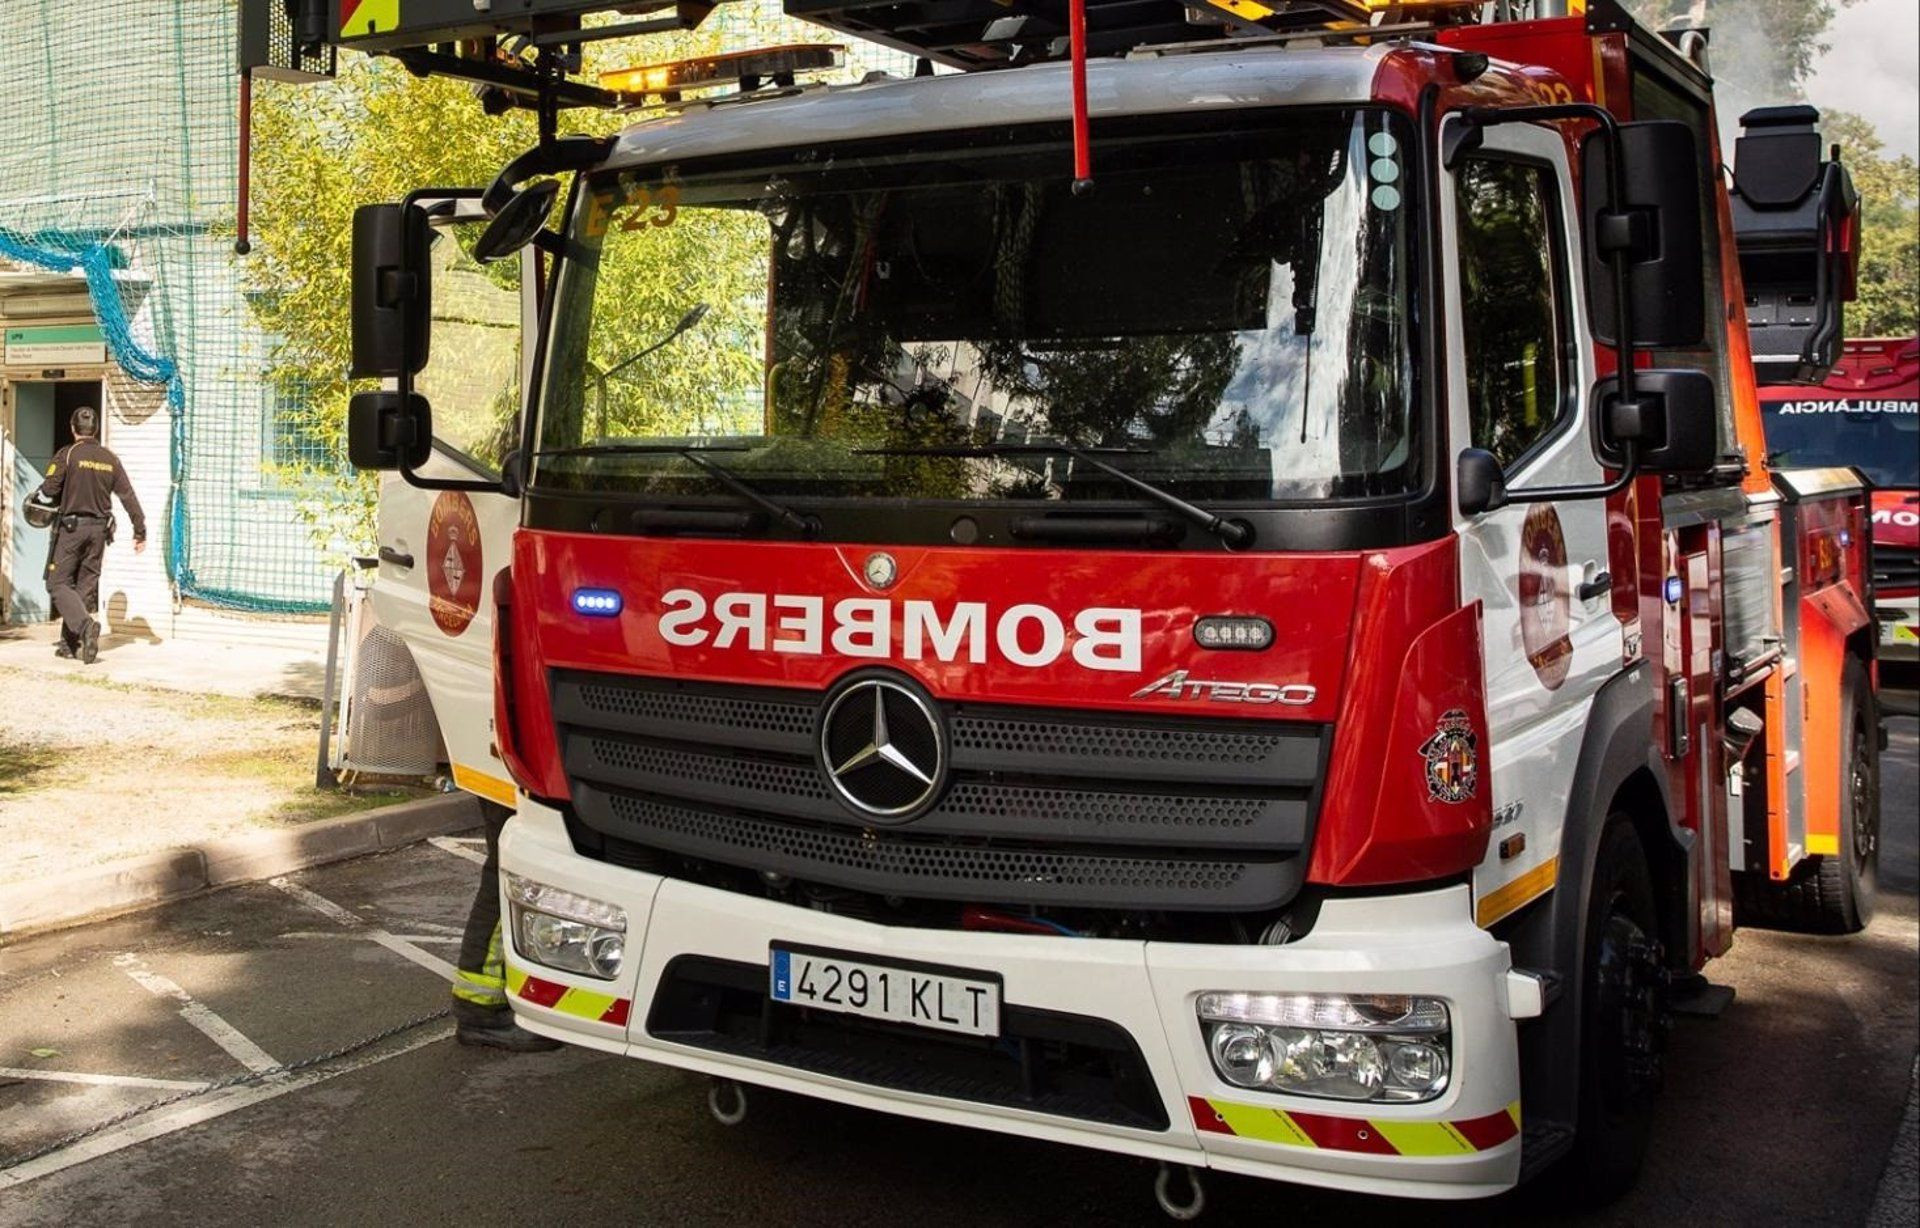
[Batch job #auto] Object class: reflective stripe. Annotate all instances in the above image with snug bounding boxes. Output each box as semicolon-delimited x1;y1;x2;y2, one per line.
1369;1118;1477;1156
505;961;632;1027
1190;1097;1521;1156
482;923;504;981
451;982;508;1007
452;763;517;808
1475;856;1560;928
451;967;507;1007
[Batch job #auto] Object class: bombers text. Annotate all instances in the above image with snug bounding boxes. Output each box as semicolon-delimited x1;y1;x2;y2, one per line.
656;589;1143;672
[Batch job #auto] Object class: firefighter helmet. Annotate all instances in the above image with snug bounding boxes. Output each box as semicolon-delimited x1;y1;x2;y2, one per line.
24;492;58;529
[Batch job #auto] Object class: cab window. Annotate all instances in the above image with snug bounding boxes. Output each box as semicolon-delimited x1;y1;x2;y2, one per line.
1456;157;1571;471
414;220;525;477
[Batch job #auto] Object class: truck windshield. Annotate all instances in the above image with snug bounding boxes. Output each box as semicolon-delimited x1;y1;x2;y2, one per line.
1761;397;1920;489
533;109;1419;507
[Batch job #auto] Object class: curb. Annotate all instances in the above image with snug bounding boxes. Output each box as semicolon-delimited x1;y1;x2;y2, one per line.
0;793;482;939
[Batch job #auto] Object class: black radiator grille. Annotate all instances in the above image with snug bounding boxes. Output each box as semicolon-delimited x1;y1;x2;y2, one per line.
554;670;1328;912
1874;544;1918;592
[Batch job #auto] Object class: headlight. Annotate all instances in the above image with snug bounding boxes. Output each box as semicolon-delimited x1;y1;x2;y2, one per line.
505;873;627;931
505;875;627;981
1198;992;1451;1103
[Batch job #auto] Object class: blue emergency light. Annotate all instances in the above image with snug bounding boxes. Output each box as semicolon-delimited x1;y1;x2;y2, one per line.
572;588;624;617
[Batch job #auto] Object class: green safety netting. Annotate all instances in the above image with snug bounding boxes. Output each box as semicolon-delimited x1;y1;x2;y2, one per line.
1;0;334;612
0;0;911;616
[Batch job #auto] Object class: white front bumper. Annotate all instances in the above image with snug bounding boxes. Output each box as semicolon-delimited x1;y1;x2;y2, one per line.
499;800;1528;1200
1880;594;1920;662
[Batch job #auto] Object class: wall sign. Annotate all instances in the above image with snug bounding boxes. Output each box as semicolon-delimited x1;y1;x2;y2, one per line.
5;325;106;367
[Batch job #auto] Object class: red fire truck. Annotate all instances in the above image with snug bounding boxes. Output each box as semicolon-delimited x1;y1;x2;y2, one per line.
258;0;1883;1212
1760;337;1920;663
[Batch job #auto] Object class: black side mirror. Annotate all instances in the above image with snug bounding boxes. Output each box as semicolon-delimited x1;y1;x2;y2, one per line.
1582;120;1706;348
348;391;432;471
473;179;560;264
1598;369;1718;473
1457;448;1509;516
351;203;431;378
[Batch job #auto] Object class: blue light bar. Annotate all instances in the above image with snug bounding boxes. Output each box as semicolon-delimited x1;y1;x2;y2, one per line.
572;588;624;617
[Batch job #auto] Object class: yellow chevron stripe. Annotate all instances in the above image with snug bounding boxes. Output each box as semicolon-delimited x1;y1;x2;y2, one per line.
1209;1100;1317;1148
553;987;618;1022
1476;856;1560;928
1370;1118;1476;1156
505;965;529;996
340;0;400;38
1204;0;1278;21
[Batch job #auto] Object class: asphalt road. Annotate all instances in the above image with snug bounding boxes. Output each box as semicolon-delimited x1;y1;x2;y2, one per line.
1;718;1914;1228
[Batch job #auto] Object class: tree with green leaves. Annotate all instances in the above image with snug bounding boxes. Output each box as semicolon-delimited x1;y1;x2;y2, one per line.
245;7;869;559
1825;110;1919;336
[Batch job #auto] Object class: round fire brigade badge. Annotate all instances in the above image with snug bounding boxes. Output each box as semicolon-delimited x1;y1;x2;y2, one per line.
1518;504;1573;691
426;491;483;637
1419;709;1480;803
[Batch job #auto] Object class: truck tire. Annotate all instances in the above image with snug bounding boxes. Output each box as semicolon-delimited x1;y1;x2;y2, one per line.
1554;816;1667;1206
1733;658;1879;934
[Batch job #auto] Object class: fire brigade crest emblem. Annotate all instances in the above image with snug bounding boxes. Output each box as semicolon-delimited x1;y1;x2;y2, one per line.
1419;709;1479;803
426;491;483;638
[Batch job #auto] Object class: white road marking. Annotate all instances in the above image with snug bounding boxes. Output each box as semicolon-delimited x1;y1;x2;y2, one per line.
278;931;462;945
0;1068;211;1093
428;836;489;867
114;955;280;1076
268;878;458;981
0;1027;454;1190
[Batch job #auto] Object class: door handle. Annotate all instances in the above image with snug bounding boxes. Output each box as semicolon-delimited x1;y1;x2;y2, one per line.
1578;569;1612;601
379;545;414;570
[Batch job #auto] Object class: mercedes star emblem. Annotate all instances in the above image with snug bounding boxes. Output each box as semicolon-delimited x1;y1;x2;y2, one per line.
863;552;898;590
819;675;945;819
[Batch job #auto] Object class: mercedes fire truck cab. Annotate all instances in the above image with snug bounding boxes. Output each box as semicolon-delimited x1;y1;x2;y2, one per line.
326;0;1880;1211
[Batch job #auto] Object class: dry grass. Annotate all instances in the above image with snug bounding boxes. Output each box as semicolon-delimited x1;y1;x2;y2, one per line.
0;666;425;881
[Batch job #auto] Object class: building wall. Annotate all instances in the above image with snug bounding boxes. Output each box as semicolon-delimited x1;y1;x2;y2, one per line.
0;0;333;651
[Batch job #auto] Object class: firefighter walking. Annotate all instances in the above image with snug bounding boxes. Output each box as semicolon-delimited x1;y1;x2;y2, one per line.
35;407;145;663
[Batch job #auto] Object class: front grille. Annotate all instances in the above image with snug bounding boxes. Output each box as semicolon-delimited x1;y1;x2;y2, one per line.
554;670;1328;912
1874;544;1918;591
647;955;1169;1130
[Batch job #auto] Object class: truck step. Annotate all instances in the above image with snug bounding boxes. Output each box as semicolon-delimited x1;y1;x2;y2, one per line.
1669;974;1736;1018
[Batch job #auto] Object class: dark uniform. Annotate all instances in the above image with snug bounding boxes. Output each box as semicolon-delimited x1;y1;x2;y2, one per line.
37;417;145;663
451;799;561;1051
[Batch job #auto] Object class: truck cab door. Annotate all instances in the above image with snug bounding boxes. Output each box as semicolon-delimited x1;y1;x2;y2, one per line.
369;206;539;809
1442;120;1625;928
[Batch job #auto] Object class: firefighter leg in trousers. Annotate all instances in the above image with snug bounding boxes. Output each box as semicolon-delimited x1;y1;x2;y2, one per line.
48;519;105;656
453;799;562;1051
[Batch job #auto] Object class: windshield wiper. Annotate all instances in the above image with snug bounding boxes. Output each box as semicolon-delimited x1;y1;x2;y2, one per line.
592;304;710;392
861;443;1253;547
534;442;816;537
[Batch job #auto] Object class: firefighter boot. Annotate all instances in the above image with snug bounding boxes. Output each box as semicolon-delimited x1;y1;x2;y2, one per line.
455;1013;564;1052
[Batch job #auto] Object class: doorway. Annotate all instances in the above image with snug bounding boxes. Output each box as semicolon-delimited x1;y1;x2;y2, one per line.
6;379;104;623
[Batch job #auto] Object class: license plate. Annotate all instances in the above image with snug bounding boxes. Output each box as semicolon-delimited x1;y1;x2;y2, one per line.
769;945;1001;1038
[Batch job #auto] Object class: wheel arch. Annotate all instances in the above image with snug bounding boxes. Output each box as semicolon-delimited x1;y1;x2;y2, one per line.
1503;662;1683;1179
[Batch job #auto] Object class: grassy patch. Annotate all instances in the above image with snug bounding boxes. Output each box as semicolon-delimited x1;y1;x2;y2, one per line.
190;744;309;779
0;743;67;795
268;787;419;825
